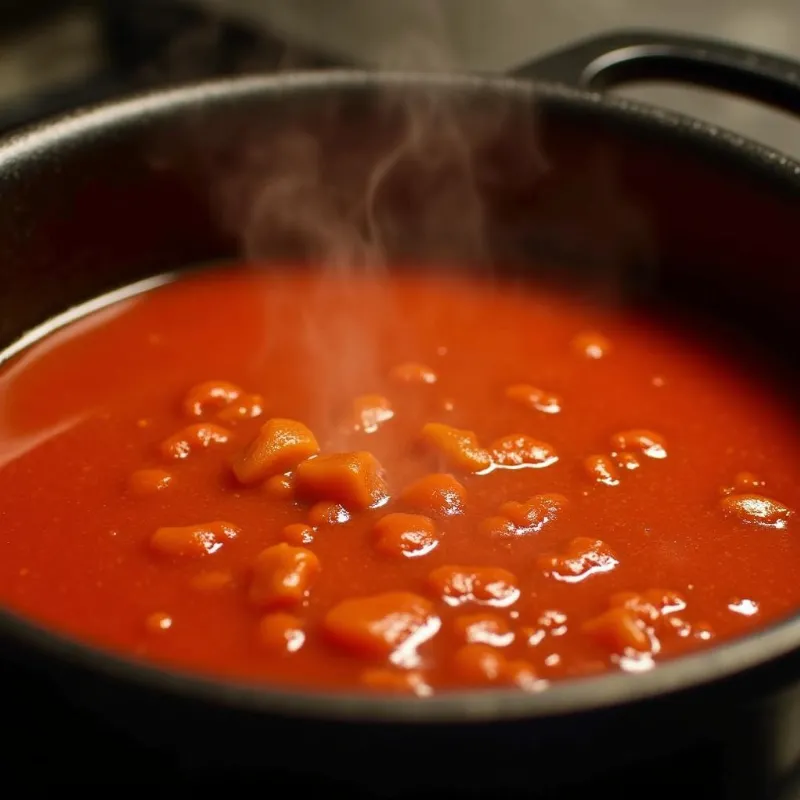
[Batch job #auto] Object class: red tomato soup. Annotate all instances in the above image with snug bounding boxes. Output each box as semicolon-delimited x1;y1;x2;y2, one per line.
0;265;797;696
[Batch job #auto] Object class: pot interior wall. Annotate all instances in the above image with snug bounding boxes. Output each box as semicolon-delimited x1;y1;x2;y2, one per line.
0;79;797;366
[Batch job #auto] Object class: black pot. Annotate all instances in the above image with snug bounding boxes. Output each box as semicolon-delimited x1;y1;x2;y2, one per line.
1;30;799;797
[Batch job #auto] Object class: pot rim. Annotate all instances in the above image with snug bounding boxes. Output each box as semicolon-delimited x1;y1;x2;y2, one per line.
1;69;799;724
2;69;800;185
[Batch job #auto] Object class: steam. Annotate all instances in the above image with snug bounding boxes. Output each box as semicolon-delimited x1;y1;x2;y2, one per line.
224;88;502;271
145;3;654;433
194;15;548;440
146;3;652;287
213;34;517;270
232;128;381;270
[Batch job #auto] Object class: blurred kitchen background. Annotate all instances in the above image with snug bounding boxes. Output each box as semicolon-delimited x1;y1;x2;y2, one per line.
1;0;799;157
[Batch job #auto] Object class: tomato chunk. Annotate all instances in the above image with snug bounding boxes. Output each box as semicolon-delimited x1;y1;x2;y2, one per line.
399;473;466;517
308;501;350;528
373;513;439;559
538;538;618;583
583;607;652;653
128;468;173;496
453;613;514;647
617;452;641;471
520;609;568;647
282;523;315;545
453;644;537;688
420;423;492;473
150;521;239;560
610;429;667;460
720;494;793;529
249;543;321;609
216;393;264;424
482;493;568;537
610;589;687;622
324;592;440;662
294;451;389;510
263;474;294;501
182;380;242;418
505;384;562;414
161;423;231;460
583;454;620;487
427;565;520;608
233;418;319;485
490;434;557;469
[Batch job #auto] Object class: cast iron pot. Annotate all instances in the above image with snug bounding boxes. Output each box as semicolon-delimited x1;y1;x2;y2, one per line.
1;30;799;797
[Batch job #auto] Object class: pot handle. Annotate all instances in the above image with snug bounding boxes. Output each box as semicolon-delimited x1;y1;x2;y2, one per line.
512;29;800;116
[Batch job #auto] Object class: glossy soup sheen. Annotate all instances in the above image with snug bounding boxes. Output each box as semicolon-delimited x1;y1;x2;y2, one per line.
0;265;797;696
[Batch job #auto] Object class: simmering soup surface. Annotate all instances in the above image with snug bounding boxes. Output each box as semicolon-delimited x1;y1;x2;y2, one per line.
0;265;797;694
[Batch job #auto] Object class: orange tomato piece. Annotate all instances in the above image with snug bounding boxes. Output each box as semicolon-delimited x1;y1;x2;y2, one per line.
294;451;389;510
233;418;319;485
324;591;440;661
249;543;321;609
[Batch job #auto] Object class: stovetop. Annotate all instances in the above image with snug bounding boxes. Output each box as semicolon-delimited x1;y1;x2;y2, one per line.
0;1;339;136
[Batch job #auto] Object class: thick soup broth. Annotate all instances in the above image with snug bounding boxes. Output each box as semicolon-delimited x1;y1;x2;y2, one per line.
0;264;797;695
